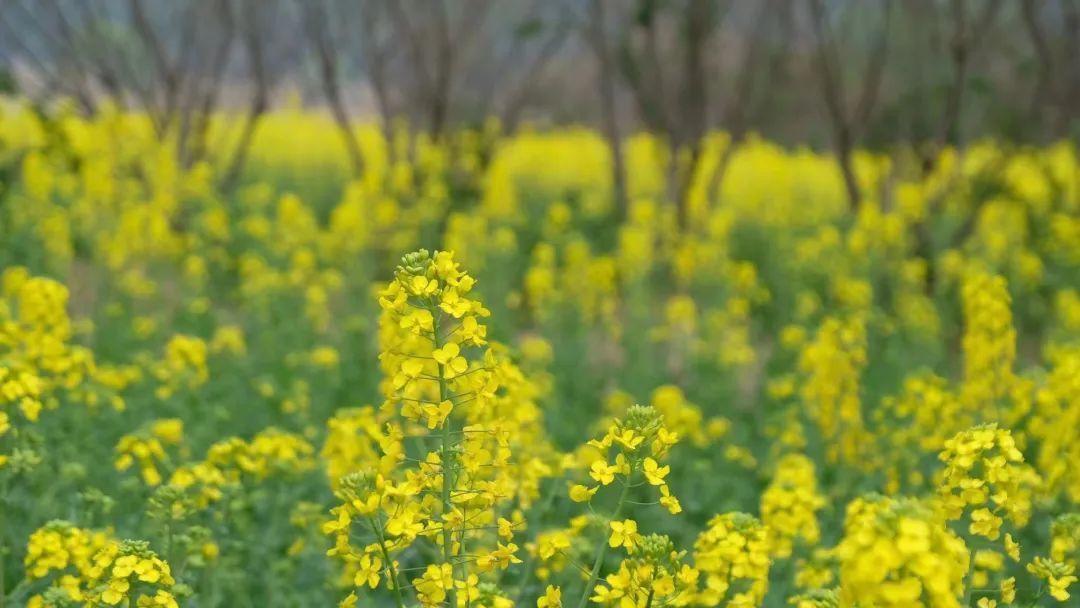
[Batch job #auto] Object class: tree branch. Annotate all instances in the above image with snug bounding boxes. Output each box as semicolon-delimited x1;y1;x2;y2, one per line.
303;0;365;176
588;0;629;223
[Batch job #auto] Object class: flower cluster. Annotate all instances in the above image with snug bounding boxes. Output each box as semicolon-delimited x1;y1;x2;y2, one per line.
326;249;549;607
152;334;209;399
760;454;825;558
1051;513;1080;566
960;270;1016;412
164;428;316;507
5;98;1080;608
798;315;871;467
0;366;44;468
24;522;178;607
1030;347;1080;502
876;371;959;491
0;269;99;467
691;512;771;606
573;404;681;516
591;534;698;607
114;420;184;486
529;516;591;582
937;425;1037;540
320;406;394;487
1026;556;1076;602
833;495;969;608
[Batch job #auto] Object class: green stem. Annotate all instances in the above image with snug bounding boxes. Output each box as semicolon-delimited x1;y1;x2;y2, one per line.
431;306;460;608
576;467;635;608
368;515;407;608
0;474;6;608
512;483;561;605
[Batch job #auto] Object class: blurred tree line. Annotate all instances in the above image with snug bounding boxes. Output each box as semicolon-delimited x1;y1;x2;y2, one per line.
0;0;1077;206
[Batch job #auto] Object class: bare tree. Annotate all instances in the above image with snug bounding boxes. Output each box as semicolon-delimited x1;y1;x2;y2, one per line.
358;0;395;145
1058;1;1080;134
301;0;365;176
935;0;1003;156
180;0;236;169
128;0;197;134
672;0;713;228
0;0;97;112
585;0;630;223
0;0;257;176
1021;0;1080;137
220;0;272;190
384;0;496;140
127;0;281;182
0;0;1070;190
706;0;791;206
613;0;728;221
582;1;794;227
474;1;574;131
808;0;894;210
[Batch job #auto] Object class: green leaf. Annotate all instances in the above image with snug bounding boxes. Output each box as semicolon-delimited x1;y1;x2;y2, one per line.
514;18;544;39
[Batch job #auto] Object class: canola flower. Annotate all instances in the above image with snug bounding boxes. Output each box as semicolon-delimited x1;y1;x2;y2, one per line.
959;270;1017;415
0;100;1079;606
572;404;683;607
24;522;178;607
760;454;824;558
833;495;970;607
937;425;1037;537
798;315;870;467
692;512;771;606
325;249;542;608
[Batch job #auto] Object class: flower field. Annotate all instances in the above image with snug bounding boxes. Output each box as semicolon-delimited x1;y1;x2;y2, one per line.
1;102;1080;607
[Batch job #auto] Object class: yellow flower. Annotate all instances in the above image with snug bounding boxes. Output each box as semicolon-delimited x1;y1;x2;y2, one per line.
439;289;472;318
1050;574;1077;601
321;507;351;535
970;508;1003;540
609;519;639;550
589;460;617;485
659;485;682;515
150;419;184;444
590;584;621;605
1000;577;1016;603
476;542;522;571
432;342;468;377
400;309;434;333
610;428;643;450
112;555;139;578
458;316;487;345
137;590;179;608
420;400;454;429
102;578;130;605
386;510;424;540
354;553;381;589
652;428;679;456
569;484;598;503
642;457;669;485
414;563;454;606
135;557;162;583
537;585;561;608
410;276;438;296
498;517;515;540
1005;533;1020;561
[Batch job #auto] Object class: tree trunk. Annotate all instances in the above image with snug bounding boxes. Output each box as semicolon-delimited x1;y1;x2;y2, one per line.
590;0;629;223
